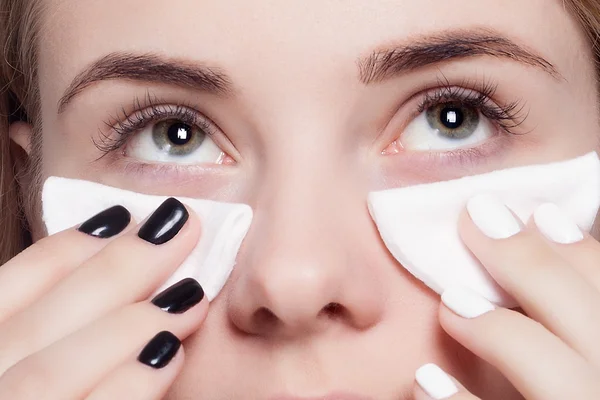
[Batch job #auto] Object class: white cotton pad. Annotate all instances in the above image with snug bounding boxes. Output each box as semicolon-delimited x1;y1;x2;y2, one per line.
368;152;600;307
42;177;253;301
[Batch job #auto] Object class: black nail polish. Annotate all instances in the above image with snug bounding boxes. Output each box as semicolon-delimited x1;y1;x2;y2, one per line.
138;331;181;369
152;278;205;314
77;206;131;239
138;198;188;245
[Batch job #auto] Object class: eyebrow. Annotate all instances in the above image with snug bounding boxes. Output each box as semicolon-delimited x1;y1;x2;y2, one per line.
57;52;233;113
358;29;560;84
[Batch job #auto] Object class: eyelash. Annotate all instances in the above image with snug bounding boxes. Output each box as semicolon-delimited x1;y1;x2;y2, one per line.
95;80;527;161
94;93;217;157
415;79;527;135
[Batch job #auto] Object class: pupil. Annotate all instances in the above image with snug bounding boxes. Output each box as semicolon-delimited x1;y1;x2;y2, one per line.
167;123;192;146
440;107;464;130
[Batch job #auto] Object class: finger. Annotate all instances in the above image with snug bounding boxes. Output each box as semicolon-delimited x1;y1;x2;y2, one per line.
459;195;600;363
0;198;199;373
532;202;600;292
0;279;206;400
439;287;600;400
414;363;481;400
86;332;184;400
0;205;133;322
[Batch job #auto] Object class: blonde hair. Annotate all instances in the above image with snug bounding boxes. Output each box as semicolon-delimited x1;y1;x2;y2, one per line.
1;1;600;264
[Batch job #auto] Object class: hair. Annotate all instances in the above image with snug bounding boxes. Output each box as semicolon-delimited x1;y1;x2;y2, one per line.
1;0;600;265
0;0;43;265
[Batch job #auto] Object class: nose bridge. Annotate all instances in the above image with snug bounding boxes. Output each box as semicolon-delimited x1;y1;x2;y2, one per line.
255;122;344;249
228;141;384;337
254;157;345;295
265;164;335;244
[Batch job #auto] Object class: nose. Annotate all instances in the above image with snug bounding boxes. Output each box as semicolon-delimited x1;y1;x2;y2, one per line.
227;164;386;339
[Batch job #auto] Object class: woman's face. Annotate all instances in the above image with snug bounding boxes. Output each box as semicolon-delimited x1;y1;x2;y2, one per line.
24;0;598;398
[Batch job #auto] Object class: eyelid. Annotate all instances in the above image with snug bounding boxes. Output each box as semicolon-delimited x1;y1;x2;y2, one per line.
112;103;217;138
414;83;527;134
96;95;240;162
373;77;529;162
382;79;526;140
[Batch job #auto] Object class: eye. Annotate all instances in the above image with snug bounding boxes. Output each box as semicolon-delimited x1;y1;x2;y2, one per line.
127;119;225;164
400;102;494;151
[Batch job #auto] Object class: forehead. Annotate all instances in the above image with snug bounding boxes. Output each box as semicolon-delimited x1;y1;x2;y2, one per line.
39;0;586;101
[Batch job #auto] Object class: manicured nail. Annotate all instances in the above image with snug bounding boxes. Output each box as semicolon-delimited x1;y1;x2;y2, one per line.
534;203;584;244
152;278;204;314
442;287;495;319
138;331;181;369
77;205;131;239
138;198;189;245
467;194;521;239
415;363;459;399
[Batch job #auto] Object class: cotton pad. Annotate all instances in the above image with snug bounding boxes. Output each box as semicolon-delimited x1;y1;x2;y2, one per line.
42;177;253;301
368;152;600;307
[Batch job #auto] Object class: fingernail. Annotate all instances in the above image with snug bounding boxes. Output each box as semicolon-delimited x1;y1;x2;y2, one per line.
467;194;521;239
152;278;204;314
534;203;584;244
138;198;189;245
415;363;459;399
441;286;495;319
138;331;181;369
77;205;131;239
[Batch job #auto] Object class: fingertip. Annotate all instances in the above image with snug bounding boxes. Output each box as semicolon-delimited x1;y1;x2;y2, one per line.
182;202;202;235
76;205;134;239
436;298;482;352
138;331;182;370
169;342;185;372
413;382;434;400
415;363;459;400
167;199;202;245
456;207;486;249
135;198;199;247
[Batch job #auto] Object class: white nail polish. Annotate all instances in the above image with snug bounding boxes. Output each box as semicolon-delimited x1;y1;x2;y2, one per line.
534;203;584;244
415;363;459;399
441;287;495;319
467;194;521;239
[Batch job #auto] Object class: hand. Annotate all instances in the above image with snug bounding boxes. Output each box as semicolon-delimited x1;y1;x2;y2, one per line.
0;198;207;399
413;195;600;400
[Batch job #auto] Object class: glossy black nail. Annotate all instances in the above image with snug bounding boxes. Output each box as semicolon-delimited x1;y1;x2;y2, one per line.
152;278;205;314
138;198;189;245
77;206;131;239
138;331;181;369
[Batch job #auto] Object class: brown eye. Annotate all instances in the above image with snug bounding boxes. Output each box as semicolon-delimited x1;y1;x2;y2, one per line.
425;103;480;140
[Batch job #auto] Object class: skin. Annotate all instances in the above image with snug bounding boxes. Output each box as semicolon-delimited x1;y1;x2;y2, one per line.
3;0;600;398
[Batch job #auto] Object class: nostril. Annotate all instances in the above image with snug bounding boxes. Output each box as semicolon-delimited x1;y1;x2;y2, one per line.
320;302;346;320
254;307;279;328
